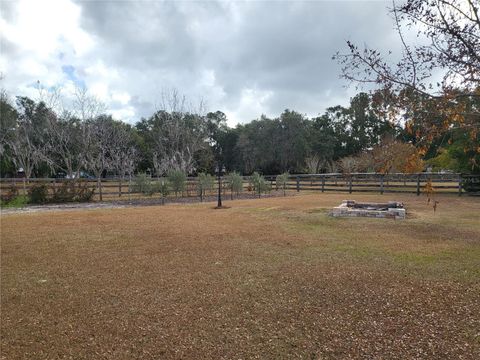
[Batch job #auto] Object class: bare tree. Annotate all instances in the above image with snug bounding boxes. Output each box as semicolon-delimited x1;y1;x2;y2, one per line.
155;88;207;115
84;116;116;201
150;90;207;175
36;80;64;114
6;126;41;180
73;86;106;122
44;112;87;178
5;97;51;180
110;123;138;196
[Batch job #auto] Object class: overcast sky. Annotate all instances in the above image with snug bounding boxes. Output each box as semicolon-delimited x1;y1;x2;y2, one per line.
0;0;401;126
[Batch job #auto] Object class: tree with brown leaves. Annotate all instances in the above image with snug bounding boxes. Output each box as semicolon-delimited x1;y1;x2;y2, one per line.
334;0;479;158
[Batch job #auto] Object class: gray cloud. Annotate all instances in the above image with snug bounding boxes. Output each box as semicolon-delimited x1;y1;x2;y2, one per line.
2;0;401;125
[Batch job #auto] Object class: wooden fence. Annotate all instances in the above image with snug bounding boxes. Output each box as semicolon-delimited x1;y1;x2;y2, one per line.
0;173;479;202
266;173;480;196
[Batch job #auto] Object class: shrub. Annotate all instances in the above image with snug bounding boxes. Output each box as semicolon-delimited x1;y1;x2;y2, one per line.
250;172;268;198
264;182;272;194
462;176;480;193
157;179;170;204
168;170;186;197
0;184;18;204
150;178;170;198
4;181;94;205
75;181;96;202
2;194;28;208
28;183;49;204
52;180;95;203
197;173;215;201
52;181;75;203
130;173;153;196
225;172;243;199
276;172;289;196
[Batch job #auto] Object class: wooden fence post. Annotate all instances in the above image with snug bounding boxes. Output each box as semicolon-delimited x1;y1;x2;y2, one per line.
458;175;462;196
296;176;300;192
97;177;103;201
128;175;131;200
321;176;325;193
416;174;421;196
380;175;384;195
349;176;353;194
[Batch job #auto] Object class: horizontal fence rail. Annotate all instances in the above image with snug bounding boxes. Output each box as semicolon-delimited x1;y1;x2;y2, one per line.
264;173;479;196
1;173;479;203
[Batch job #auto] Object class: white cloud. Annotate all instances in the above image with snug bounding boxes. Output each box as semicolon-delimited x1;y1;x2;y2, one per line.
1;0;93;59
111;91;131;105
110;106;135;121
84;60;119;80
225;87;273;126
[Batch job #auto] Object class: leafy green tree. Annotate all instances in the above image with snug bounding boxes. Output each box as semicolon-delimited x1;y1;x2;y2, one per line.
234;111;310;174
0;91;17;155
427;130;480;174
277;110;310;172
0;91;18;176
308;115;337;169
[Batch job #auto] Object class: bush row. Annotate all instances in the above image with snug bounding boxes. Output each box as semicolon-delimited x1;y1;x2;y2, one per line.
0;181;95;206
130;171;281;201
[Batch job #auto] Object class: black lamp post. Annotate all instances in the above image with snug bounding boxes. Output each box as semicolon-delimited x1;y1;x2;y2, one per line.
215;163;226;208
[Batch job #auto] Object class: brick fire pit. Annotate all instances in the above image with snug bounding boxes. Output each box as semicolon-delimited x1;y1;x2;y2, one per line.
330;200;406;219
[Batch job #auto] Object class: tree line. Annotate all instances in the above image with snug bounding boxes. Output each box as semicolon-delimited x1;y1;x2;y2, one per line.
0;86;478;181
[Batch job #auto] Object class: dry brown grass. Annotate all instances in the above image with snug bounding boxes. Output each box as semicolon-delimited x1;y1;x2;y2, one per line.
1;193;479;359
